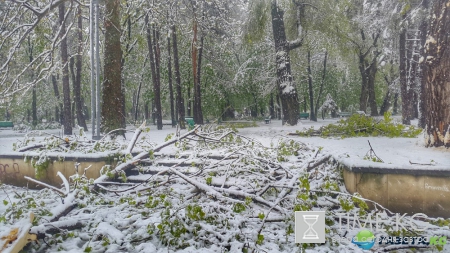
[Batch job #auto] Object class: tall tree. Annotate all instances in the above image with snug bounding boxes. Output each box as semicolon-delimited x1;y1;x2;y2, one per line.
153;26;163;129
51;75;63;123
270;0;301;125
59;2;72;135
172;24;185;129
399;12;412;124
73;5;87;131
419;0;431;129
101;0;125;135
167;36;175;127
145;14;163;130
27;37;38;127
306;50;316;121
192;6;204;125
314;50;327;119
421;0;450;147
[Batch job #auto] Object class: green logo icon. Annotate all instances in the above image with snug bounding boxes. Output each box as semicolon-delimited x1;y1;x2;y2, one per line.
352;230;376;250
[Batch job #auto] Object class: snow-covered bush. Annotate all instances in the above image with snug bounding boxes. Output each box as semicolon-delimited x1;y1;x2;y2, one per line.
296;112;422;138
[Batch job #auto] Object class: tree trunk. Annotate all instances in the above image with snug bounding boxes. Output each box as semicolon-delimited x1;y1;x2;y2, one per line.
358;56;369;112
134;81;142;123
393;93;399;115
101;0;124;136
407;30;420;120
314;51;327;118
356;30;381;115
367;59;378;116
153;27;163;130
358;54;379;116
271;0;299;125
276;93;281;120
187;82;192;117
399;18;412;125
144;103;149;121
270;93;275;118
32;87;37;126
145;15;163;130
151;100;156;125
422;0;450;147
59;3;72;135
379;90;391;116
307;50;316;121
419;0;430;129
193;35;204;124
73;6;87;131
251;94;258;118
167;37;175;127
28;37;37;127
51;75;63;123
172;25;185;129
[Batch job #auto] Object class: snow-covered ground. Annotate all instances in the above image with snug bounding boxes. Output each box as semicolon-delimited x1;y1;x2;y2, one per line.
240;118;450;168
4;117;447;168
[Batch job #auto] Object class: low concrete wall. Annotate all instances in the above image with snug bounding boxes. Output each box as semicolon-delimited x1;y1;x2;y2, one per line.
342;163;450;218
0;153;118;188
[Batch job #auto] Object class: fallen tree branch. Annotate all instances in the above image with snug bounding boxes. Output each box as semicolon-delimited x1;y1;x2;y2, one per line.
24;176;65;196
168;167;243;204
93;126;200;186
29;219;85;239
57;172;70;195
211;186;287;214
17;144;44;152
306;154;332;172
48;190;79;222
124;121;145;154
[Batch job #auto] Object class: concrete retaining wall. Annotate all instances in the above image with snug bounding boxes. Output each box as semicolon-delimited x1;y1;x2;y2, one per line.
0;153;118;188
342;164;450;218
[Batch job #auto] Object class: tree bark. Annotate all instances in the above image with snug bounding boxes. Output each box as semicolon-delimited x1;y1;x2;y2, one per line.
144;103;149;121
271;0;299;125
399;16;412;125
28;37;37;127
59;3;72;135
419;0;430;129
172;25;185;129
307;50;316;121
134;81;142;123
101;0;124;136
145;15;163;130
379;90;391;116
154;27;163;130
393;93;399;115
73;6;87;131
314;51;327;118
51;75;63;123
167;37;175;127
270;93;275;119
358;53;379;116
193;35;204;124
358;56;369;112
422;0;450;147
276;93;281;120
367;59;378;116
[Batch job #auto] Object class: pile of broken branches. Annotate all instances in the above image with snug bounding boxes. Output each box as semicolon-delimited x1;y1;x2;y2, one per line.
1;125;441;253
